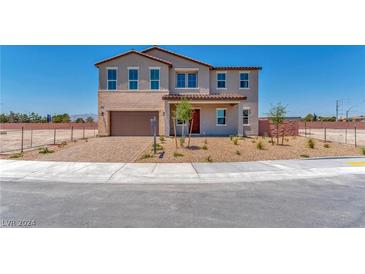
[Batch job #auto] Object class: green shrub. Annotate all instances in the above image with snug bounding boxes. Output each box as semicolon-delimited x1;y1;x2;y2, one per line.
39;147;54;154
179;137;185;147
141;153;152;159
307;138;315;149
236;150;241;155
202;144;208;150
159;135;165;143
251;140;256;143
362;147;365;155
324;143;330;148
229;135;234;141
9;152;23;159
256;141;264;150
300;154;310;158
152;143;164;151
233;138;238;145
204;138;208;145
206;155;213;162
173;151;184;157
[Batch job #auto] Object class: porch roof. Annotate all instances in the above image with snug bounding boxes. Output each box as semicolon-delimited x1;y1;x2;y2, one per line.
162;93;246;101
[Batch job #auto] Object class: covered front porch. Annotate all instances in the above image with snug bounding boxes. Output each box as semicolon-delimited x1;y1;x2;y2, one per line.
163;93;247;136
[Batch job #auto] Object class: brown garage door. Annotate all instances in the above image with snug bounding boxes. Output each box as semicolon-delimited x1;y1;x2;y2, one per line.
110;111;159;136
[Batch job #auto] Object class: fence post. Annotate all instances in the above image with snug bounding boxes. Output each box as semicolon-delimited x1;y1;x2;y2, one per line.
30;129;33;148
345;128;347;144
83;127;85;139
54;128;56;145
324;127;326;143
354;127;357;147
21;127;24;153
71;126;74;141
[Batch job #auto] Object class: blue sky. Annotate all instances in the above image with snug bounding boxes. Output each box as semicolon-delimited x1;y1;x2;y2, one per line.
1;45;364;117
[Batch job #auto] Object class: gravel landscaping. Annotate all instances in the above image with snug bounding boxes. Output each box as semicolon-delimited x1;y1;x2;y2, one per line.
137;136;364;163
2;135;363;163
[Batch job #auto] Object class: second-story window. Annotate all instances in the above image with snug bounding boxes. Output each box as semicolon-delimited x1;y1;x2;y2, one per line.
240;72;249;88
150;68;160;90
128;68;139;90
217;72;226;89
107;68;117;90
176;72;198;88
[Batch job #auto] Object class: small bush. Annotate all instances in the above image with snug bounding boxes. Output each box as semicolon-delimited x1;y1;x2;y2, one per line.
285;138;290;142
202;144;208;150
206;155;213;162
39;147;54;154
300;154;310;158
9;152;23;159
307;138;315;149
251;140;256;143
229;135;234;141
204;138;208;145
173;151;184;157
256;141;264;150
152;143;164;151
361;147;365;155
58;141;67;148
233;138;238;145
324;143;330;148
159;135;165;143
269;140;275;145
236;150;241;155
141;153;152;159
179;137;185;147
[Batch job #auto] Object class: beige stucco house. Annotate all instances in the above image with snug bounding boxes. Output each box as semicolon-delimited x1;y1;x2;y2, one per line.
96;46;261;137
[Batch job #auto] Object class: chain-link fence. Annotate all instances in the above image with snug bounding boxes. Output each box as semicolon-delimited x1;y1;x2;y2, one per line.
0;127;98;153
298;122;365;147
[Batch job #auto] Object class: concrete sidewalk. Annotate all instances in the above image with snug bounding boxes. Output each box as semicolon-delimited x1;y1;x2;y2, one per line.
1;157;365;184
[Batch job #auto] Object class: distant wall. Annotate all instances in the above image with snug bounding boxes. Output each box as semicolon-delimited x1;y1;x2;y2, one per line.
298;121;365;129
259;119;299;136
0;123;98;130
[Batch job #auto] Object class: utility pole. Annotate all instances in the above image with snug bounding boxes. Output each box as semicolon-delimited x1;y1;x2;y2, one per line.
336;100;339;121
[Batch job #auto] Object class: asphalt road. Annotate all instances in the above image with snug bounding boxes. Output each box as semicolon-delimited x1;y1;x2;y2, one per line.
1;174;365;227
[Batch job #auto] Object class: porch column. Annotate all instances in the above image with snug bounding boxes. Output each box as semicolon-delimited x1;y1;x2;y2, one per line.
237;102;243;136
164;101;170;136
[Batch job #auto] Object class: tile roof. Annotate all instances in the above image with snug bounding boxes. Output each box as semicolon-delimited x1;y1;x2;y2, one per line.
94;50;172;67
141;46;213;68
162;93;246;101
212;66;262;70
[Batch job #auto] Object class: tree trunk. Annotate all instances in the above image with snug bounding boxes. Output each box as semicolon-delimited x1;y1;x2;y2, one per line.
188;119;194;148
173;117;178;149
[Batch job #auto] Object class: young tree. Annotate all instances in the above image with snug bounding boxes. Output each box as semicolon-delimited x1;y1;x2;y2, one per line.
175;98;193;138
86;116;94;123
304;113;314;122
52;113;71;123
268;103;287;145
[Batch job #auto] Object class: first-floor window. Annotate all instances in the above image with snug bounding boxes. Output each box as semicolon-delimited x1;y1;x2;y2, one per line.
242;108;250;125
216;108;226;125
107;68;117;90
128;68;139;90
240;72;249;88
150;68;160;90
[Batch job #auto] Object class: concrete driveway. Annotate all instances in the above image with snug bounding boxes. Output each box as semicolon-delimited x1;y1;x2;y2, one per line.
24;136;152;163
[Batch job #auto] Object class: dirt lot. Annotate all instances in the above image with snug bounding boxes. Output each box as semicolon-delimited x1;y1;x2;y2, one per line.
1;136;151;163
137;136;365;163
0;129;97;153
299;128;365;146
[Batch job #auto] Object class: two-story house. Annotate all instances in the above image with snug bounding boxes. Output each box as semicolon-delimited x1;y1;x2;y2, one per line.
95;46;261;137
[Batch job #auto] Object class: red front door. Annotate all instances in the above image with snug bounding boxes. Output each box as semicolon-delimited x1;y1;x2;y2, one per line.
190;109;200;134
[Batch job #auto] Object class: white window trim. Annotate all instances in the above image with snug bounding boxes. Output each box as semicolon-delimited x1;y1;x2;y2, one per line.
149;67;160;90
242;107;250;126
175;72;199;89
128;67;139;91
239;71;250;89
216;108;227;126
216;72;227;90
106;67;118;91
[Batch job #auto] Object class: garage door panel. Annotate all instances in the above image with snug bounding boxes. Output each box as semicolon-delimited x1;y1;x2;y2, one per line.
110;111;159;136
